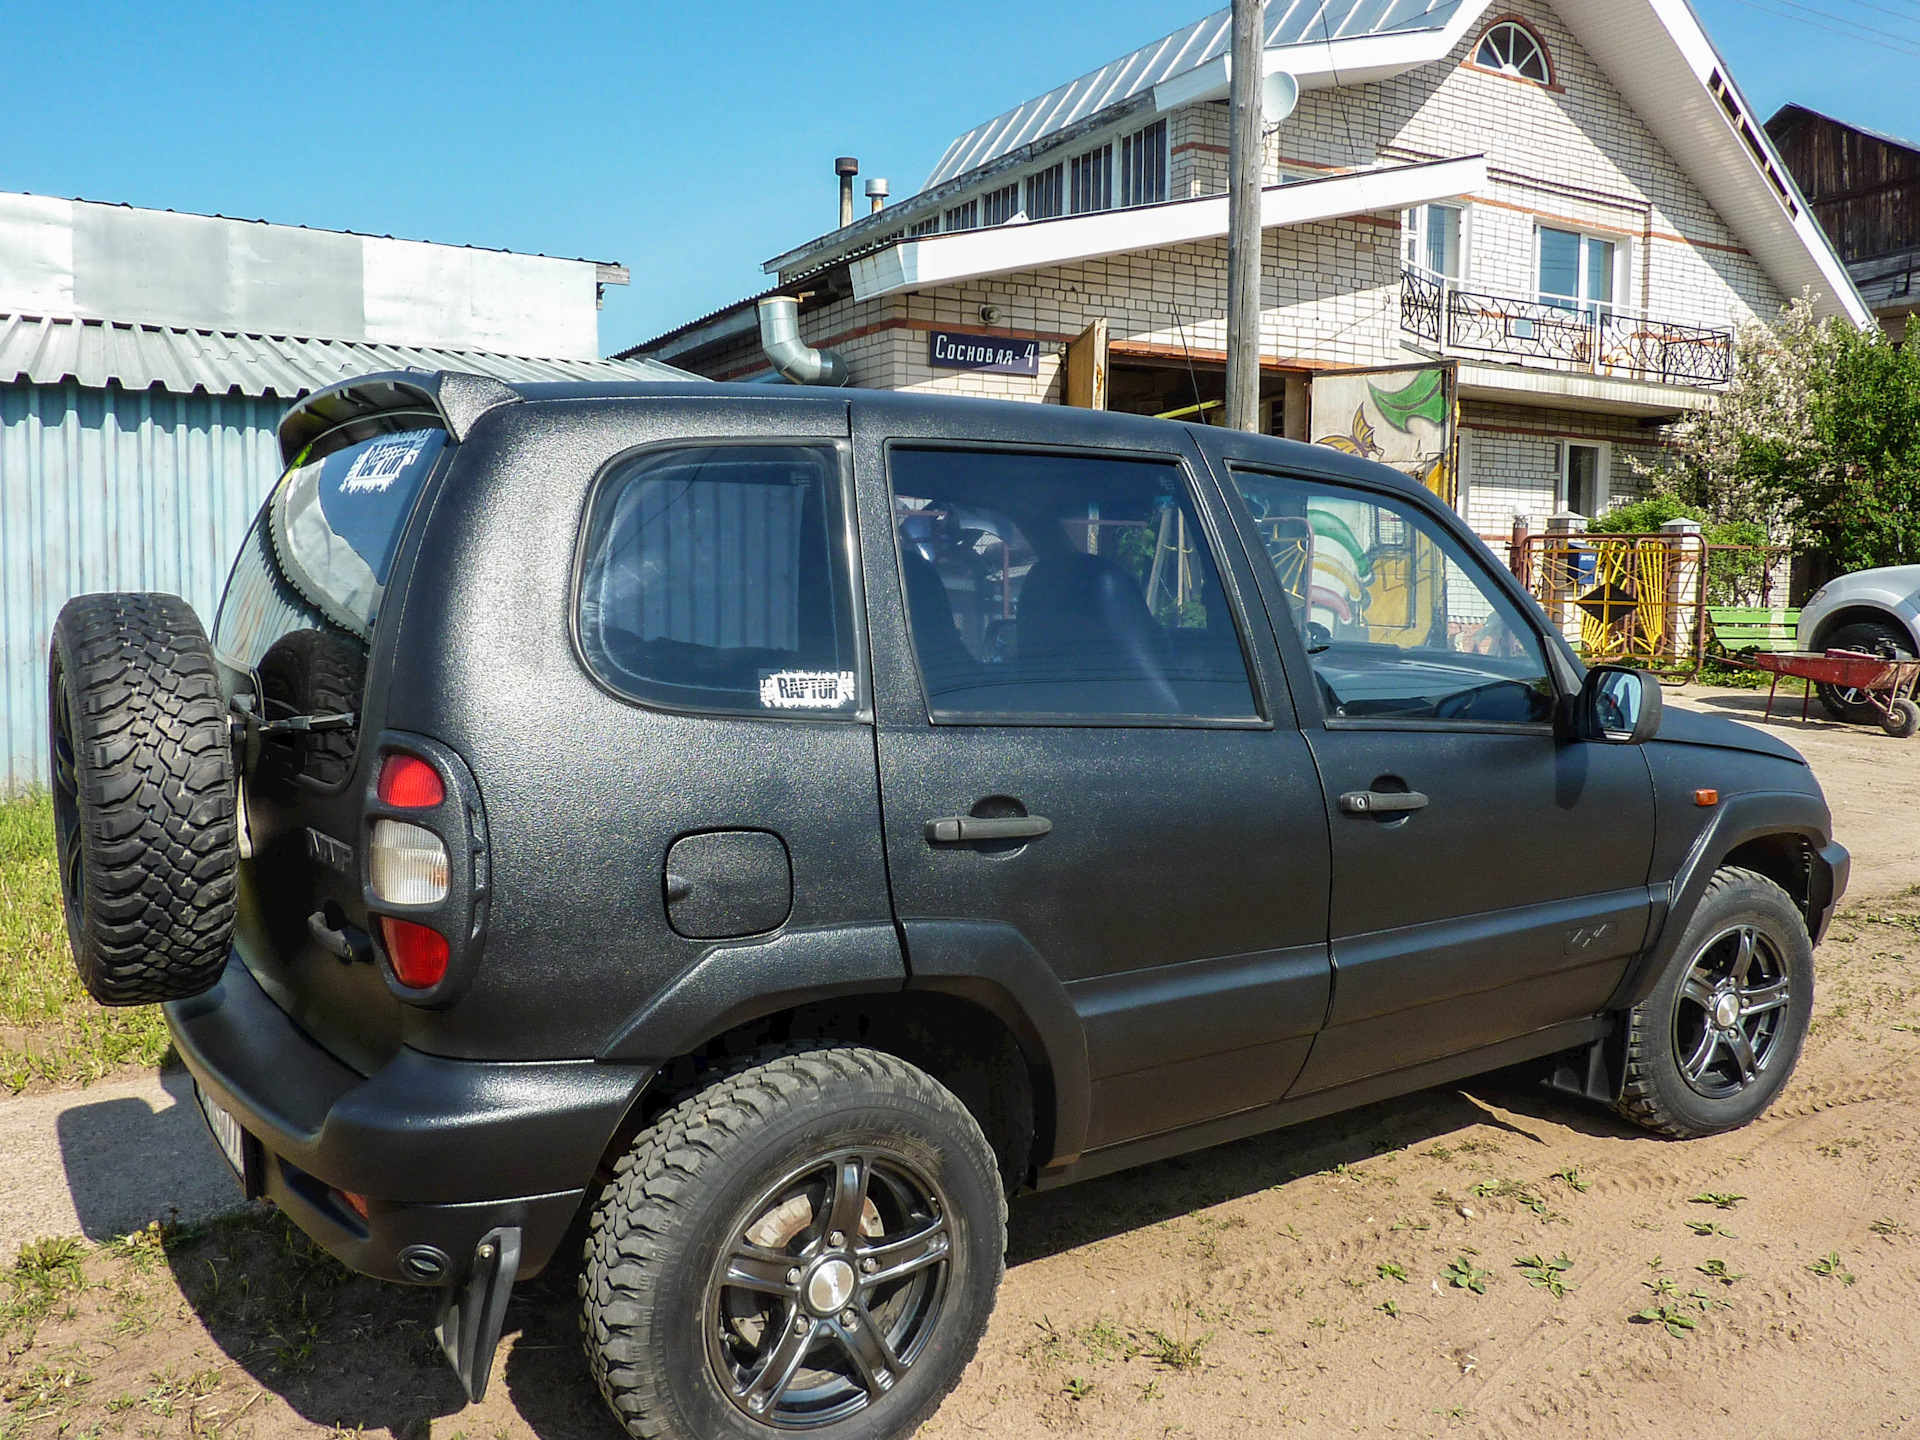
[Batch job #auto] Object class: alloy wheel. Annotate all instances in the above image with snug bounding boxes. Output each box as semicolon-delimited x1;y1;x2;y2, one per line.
1671;922;1792;1100
706;1148;953;1428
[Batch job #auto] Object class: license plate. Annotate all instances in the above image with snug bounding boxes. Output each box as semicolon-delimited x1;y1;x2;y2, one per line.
195;1083;259;1196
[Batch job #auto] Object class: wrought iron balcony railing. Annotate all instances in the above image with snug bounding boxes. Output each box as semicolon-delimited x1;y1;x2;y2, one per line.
1400;266;1734;388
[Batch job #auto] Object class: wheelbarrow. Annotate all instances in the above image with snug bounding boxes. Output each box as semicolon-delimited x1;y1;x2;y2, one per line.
1752;648;1920;736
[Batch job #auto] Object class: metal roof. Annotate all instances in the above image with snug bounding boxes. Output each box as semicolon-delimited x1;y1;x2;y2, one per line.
1852;248;1920;314
0;313;688;399
925;0;1465;187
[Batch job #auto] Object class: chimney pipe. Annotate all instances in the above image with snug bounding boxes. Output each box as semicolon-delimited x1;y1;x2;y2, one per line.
865;177;890;215
835;157;859;229
757;296;849;387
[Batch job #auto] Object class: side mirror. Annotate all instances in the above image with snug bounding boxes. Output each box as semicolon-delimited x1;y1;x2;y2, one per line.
1575;666;1663;744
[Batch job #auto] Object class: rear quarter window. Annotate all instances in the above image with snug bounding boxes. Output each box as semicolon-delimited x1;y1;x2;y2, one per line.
575;444;862;717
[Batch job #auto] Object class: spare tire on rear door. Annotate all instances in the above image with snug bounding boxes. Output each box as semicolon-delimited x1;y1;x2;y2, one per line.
48;592;239;1006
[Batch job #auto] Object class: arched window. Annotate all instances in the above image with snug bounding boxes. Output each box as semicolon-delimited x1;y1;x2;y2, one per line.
1475;20;1551;84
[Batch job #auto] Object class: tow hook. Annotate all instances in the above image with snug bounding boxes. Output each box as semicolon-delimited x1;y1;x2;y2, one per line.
436;1226;522;1403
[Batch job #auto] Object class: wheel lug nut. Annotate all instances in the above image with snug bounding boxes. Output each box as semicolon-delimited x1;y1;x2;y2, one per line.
861;1257;878;1274
786;1268;801;1285
841;1309;857;1327
828;1231;846;1249
794;1314;810;1335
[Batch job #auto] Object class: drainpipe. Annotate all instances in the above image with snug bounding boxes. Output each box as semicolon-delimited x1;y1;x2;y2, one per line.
758;297;849;387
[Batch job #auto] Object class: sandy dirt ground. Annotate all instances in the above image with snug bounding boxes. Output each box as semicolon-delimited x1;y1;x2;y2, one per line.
4;684;1918;1440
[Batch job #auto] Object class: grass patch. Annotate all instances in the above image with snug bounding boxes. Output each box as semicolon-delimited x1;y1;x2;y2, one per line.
0;794;171;1093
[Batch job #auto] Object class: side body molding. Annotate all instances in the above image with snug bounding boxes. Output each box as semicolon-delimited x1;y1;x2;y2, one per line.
898;919;1092;1172
1607;789;1841;1013
598;924;905;1064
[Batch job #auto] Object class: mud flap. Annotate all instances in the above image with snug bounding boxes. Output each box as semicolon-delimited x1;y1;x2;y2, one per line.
436;1226;521;1402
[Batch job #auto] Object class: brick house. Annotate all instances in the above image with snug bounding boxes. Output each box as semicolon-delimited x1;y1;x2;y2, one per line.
627;0;1868;537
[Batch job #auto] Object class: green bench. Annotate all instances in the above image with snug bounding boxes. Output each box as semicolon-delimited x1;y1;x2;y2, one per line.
1707;606;1801;655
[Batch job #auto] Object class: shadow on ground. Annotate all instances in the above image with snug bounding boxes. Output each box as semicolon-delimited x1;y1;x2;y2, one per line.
49;1067;239;1241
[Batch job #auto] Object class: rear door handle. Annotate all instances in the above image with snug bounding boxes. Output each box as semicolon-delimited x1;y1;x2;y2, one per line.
1338;790;1429;815
925;815;1053;844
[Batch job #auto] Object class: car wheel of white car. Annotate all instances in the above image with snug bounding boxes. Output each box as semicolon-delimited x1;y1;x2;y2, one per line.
1815;619;1913;725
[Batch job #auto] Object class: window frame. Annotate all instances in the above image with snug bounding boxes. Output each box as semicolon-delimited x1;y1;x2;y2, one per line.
1534;223;1629;318
1218;463;1577;737
1471;18;1554;86
881;436;1274;730
1069;144;1114;215
1402;201;1470;282
1560;440;1611;518
568;436;873;724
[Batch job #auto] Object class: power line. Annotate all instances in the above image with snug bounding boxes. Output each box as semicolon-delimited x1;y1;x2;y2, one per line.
1715;0;1920;57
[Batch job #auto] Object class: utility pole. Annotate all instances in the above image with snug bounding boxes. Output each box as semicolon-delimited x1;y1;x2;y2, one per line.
1225;0;1266;432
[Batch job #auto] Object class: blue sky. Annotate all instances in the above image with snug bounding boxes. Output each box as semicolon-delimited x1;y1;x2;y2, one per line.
6;1;1914;356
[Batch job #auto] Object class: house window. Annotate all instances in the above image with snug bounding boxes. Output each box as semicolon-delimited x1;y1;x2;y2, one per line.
981;183;1021;227
907;216;940;238
1070;144;1113;214
1025;164;1064;220
1475;20;1551;84
1561;442;1609;518
1402;203;1464;280
944;200;979;233
1121;120;1168;206
1538;226;1617;317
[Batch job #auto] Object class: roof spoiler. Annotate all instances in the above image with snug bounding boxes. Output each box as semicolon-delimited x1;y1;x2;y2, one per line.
275;370;523;467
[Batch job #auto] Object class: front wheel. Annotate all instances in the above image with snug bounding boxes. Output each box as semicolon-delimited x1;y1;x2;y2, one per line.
1616;866;1813;1138
1816;619;1913;724
581;1046;1006;1440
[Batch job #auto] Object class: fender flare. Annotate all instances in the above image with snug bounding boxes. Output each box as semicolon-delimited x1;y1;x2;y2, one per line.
596;923;905;1064
1606;790;1842;1013
898;919;1092;1172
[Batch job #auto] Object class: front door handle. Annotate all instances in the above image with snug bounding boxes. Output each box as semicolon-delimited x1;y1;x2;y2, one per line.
925;815;1053;844
1338;789;1429;816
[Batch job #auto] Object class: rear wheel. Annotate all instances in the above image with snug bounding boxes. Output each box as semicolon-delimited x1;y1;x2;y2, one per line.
1616;866;1813;1138
1816;619;1912;724
48;593;238;1006
582;1046;1005;1440
1883;697;1920;739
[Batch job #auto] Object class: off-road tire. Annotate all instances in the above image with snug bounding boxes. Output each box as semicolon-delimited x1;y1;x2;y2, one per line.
48;592;238;1006
257;628;364;787
1615;866;1813;1138
1816;619;1912;724
581;1045;1006;1440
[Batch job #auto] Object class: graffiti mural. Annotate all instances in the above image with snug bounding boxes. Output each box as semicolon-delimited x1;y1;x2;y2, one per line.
1309;364;1457;505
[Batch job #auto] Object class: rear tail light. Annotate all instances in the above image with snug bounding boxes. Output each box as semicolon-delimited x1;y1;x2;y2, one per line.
370;820;449;905
380;916;450;988
378;753;445;808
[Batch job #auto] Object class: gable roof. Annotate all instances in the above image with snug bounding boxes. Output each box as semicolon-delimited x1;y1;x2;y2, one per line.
924;0;1471;188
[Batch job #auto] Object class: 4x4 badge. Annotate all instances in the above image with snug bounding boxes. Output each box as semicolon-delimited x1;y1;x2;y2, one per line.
1564;921;1615;954
306;827;354;875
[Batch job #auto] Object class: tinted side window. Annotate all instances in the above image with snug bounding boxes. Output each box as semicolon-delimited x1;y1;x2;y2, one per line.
578;445;860;716
1231;470;1555;724
889;447;1256;719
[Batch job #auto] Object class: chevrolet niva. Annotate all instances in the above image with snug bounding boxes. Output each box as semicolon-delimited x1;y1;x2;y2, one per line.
50;370;1846;1439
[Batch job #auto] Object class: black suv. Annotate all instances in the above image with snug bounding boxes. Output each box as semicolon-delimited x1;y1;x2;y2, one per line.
49;371;1847;1440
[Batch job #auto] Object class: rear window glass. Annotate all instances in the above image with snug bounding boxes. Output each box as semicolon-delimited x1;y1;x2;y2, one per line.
576;445;861;716
213;426;444;670
889;447;1257;720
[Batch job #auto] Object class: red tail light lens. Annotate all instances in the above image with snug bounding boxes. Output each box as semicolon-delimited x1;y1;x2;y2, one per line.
378;754;445;808
380;916;449;988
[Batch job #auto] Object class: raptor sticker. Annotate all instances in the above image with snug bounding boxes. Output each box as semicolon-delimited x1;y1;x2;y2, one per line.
759;670;857;710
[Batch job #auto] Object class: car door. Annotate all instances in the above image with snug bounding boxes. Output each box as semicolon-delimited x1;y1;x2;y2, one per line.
851;399;1331;1156
1208;453;1657;1097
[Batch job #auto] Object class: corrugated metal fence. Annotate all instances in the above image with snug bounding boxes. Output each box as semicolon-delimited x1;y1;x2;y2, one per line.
1;381;289;792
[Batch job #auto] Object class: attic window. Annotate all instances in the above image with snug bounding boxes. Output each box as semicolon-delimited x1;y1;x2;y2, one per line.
1474;20;1551;84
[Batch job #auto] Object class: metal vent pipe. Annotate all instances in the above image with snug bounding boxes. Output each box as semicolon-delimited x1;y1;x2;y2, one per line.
757;297;849;386
836;157;860;229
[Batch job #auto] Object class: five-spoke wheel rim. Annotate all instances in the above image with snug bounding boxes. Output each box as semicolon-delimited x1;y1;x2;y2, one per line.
1671;922;1791;1100
706;1147;953;1428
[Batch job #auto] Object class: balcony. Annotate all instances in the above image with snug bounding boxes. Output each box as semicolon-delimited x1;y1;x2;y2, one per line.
1400;266;1734;389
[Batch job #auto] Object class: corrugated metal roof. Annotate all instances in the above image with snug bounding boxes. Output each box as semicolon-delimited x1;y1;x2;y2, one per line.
0;314;686;399
925;0;1464;187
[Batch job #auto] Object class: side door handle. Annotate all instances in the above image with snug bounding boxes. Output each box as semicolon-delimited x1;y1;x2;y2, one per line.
1338;789;1429;816
925;815;1053;844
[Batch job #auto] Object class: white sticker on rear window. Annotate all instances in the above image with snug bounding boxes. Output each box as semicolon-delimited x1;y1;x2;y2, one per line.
341;432;435;494
760;670;857;710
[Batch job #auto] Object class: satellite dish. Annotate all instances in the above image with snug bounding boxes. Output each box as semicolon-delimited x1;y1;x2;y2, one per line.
1262;69;1300;125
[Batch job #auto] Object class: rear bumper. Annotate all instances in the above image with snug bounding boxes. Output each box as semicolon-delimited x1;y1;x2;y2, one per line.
166;955;652;1282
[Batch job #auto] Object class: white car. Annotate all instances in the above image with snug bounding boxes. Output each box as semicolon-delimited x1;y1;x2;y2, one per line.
1795;566;1920;722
